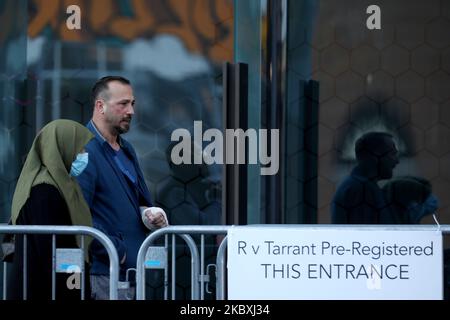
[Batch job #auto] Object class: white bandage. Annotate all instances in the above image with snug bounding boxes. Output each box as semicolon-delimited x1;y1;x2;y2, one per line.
140;206;169;231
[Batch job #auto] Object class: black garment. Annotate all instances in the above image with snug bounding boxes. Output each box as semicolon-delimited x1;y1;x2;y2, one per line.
331;167;394;224
6;183;90;300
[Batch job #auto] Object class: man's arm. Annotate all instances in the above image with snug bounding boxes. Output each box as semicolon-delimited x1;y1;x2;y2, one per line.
76;154;127;263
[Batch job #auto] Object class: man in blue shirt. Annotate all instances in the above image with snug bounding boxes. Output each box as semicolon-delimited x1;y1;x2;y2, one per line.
331;131;399;224
77;76;168;299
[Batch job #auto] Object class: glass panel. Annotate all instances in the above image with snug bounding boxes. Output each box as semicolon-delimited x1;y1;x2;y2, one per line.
25;0;234;229
1;0;234;300
234;0;267;223
0;0;28;222
285;0;450;241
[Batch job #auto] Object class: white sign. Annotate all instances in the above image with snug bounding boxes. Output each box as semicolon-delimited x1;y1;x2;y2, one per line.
227;227;443;300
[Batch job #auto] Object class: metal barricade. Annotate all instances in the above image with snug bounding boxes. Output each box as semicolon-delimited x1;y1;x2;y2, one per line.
136;226;230;300
0;225;120;300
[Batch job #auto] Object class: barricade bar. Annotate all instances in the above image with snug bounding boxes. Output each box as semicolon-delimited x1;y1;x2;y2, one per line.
0;225;120;300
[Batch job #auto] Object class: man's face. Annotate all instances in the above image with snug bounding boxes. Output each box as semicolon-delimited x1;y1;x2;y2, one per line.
378;137;399;180
102;81;135;134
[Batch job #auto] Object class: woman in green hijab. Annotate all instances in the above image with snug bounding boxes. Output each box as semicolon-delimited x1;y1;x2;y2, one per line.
7;119;94;300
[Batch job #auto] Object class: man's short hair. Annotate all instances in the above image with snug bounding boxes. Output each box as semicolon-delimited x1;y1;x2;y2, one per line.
355;131;394;160
91;76;131;107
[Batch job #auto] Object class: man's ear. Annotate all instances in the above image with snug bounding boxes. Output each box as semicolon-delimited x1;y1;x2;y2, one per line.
95;99;105;114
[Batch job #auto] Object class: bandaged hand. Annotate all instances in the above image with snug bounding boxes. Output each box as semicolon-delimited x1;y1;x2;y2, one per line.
140;206;169;231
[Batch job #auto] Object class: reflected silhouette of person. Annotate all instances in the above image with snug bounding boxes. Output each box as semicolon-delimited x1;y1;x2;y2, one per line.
148;142;221;299
331;132;399;224
382;176;439;224
158;141;221;226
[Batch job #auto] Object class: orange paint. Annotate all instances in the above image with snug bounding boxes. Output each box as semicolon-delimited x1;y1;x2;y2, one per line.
27;0;233;62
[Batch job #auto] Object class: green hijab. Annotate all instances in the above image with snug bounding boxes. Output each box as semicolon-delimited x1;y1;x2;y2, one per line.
11;119;94;249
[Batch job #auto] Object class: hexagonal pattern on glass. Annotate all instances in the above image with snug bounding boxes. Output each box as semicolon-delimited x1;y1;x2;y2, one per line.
170;202;201;225
381;97;411;128
367;25;394;49
365;70;394;103
335;71;365;103
288;151;317;182
440;100;450;128
439;153;450;181
318;124;334;156
396;24;425;50
139;150;170;185
411;97;439;129
332;178;372;209
312;71;335;103
317;205;331;224
311;25;334;50
350;45;380;76
287;71;306;104
411;45;439;76
127;124;157;157
350;97;381;128
304;126;318;154
286;123;304;156
288;44;318;78
287;98;307;128
318;151;340;184
320;97;349;130
407;0;440;24
430;177;450;208
413;150;439;180
444;0;450;20
317;177;335;209
335;25;367;50
286;204;303;224
156;176;185;210
395;71;425;103
425;18;450;49
302;0;450;230
185;177;218;209
398;125;425;155
424;124;450;157
442;47;450;73
169;97;202;128
290;26;307;49
426;71;450;103
381;45;409;76
285;176;304;209
141;96;172;131
320;44;349;77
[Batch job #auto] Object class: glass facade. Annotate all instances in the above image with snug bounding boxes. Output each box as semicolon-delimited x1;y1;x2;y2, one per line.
0;0;29;223
1;0;449;299
274;1;450;255
0;0;235;228
307;0;450;237
1;0;234;299
234;0;266;223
